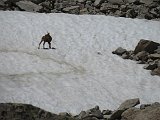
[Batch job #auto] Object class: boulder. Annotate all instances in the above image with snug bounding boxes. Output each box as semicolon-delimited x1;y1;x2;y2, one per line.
109;98;140;120
16;1;42;12
155;46;160;53
102;109;112;115
121;52;130;59
121;103;160;120
108;0;125;5
84;106;103;119
134;39;160;54
118;98;140;110
112;47;127;56
139;0;154;5
126;9;137;18
0;0;5;6
77;111;86;119
143;61;158;70
109;109;124;120
126;0;140;3
77;0;86;3
62;6;80;14
134;51;149;61
140;104;151;109
151;67;160;76
94;0;105;7
30;0;45;4
100;3;119;12
148;53;160;60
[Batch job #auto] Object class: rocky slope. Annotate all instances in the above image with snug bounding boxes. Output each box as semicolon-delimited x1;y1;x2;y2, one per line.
113;39;160;76
0;0;160;20
0;98;160;120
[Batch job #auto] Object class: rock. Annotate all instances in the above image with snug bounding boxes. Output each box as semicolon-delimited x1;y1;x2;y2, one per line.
102;109;112;115
118;98;140;110
140;104;151;109
31;0;45;4
16;1;42;12
85;106;103;119
100;3;119;12
41;1;52;10
155;46;160;53
108;0;125;5
62;6;80;14
134;39;160;54
121;52;130;59
151;67;160;76
108;98;140;120
112;47;127;56
126;0;140;3
103;114;112;119
77;0;86;3
121;107;141;120
134;51;149;61
137;60;146;64
0;0;5;6
94;0;105;7
121;103;160;120
139;0;154;5
109;109;124;120
126;9;137;18
59;112;71;116
148;53;160;60
143;61;158;70
80;8;89;14
77;111;86;119
82;117;100;120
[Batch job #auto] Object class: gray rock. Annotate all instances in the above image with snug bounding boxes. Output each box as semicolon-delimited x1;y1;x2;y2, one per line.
143;62;158;70
30;0;45;4
151;67;160;76
41;1;52;10
148;53;160;60
118;98;140;110
140;104;151;109
102;109;112;115
121;104;160;120
109;109;124;120
121;52;130;59
103;114;111;119
77;111;86;119
155;46;160;54
63;6;80;14
134;51;149;61
80;8;89;14
0;0;5;6
126;9;137;18
112;47;127;56
139;0;154;5
59;112;71;116
94;0;105;7
125;0;139;3
134;39;160;54
108;0;125;5
16;1;42;12
85;106;103;119
100;3;119;12
77;0;86;3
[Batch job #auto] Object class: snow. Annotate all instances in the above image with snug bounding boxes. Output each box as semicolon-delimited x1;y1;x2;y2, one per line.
0;11;160;114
